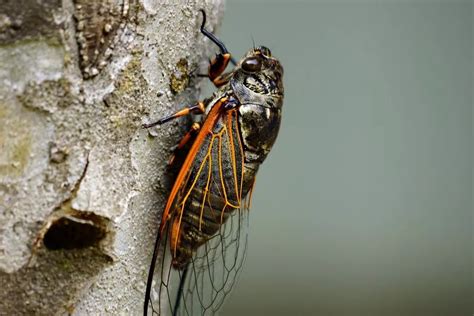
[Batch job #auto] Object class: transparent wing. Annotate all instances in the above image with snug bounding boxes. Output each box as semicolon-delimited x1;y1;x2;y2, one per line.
152;208;249;316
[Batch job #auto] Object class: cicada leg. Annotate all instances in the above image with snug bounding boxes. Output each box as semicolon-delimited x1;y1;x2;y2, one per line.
211;71;234;87
168;122;200;166
142;101;205;129
143;102;205;168
199;10;236;87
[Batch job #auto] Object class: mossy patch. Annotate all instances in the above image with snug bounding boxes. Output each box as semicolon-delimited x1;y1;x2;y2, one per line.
0;132;31;177
169;58;190;94
0;103;32;178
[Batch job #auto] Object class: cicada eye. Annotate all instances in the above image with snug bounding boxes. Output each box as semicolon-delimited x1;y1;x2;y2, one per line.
241;56;262;72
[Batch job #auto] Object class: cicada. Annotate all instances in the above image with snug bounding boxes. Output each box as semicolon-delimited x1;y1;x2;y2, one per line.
143;10;284;316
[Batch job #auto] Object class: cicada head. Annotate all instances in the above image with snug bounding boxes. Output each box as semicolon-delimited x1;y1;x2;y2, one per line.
231;46;284;109
231;46;285;165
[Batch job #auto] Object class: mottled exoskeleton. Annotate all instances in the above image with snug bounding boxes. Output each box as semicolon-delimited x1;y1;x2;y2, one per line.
144;10;284;316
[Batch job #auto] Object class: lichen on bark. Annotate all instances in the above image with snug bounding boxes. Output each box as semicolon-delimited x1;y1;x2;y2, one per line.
0;0;225;314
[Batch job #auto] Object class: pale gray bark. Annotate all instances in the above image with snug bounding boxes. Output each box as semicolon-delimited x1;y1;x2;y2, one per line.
0;0;224;314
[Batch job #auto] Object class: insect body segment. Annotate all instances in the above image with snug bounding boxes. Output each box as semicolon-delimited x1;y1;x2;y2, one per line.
144;10;284;316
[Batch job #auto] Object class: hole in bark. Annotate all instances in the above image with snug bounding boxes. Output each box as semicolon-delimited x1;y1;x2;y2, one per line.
43;215;107;250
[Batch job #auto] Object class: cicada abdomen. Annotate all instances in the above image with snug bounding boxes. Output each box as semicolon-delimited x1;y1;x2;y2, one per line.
144;10;284;316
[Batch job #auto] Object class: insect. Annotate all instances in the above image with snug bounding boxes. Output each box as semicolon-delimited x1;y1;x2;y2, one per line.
143;10;284;316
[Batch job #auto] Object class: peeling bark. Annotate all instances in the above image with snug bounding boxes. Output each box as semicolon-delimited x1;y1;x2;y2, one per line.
0;0;225;314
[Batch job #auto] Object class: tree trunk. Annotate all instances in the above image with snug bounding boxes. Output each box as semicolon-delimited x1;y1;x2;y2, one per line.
0;0;224;314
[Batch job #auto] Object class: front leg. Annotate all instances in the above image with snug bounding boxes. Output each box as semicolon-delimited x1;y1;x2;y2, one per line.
199;10;236;87
142;101;205;167
168;122;200;167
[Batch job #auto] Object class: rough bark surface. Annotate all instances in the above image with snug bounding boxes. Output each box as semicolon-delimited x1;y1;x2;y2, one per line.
0;0;224;314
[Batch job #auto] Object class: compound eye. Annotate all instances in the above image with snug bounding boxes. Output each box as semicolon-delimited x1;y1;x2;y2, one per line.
241;56;262;72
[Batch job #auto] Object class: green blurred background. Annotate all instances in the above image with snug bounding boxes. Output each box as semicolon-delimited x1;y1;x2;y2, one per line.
216;1;472;315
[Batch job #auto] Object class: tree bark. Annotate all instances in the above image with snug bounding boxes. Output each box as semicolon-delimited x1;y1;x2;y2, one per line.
0;0;224;314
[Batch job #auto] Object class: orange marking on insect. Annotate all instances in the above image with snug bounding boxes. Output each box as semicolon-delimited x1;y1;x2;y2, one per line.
226;110;241;204
217;133;227;206
236;113;245;203
162;97;229;255
196;101;205;113
170;218;181;257
172;136;213;255
217;130;239;210
206;181;215;219
213;75;230;87
228;110;245;203
209;53;231;82
173;108;191;118
223;123;241;209
199;150;213;231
